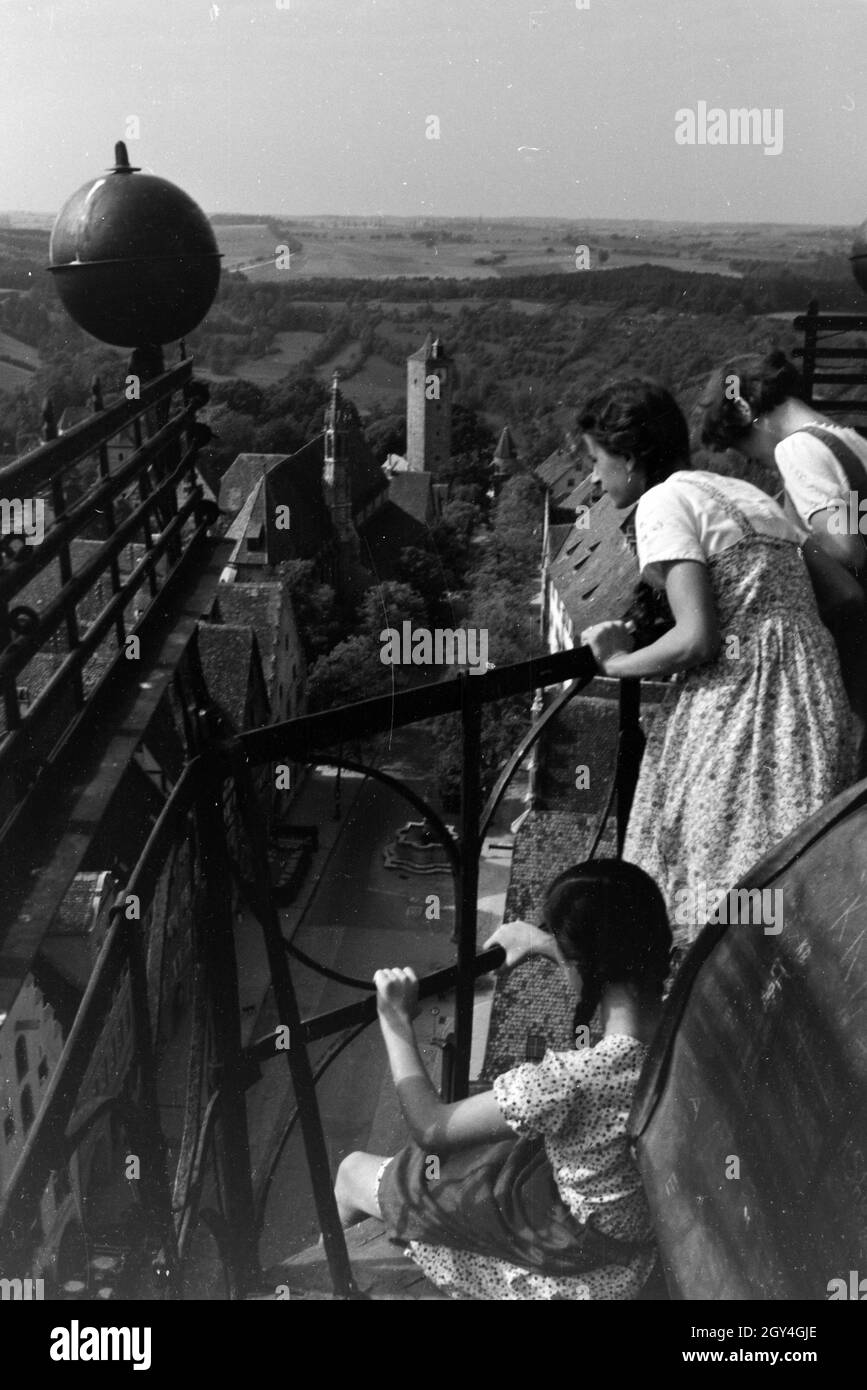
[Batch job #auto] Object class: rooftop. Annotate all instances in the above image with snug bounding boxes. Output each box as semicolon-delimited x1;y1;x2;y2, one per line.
197;621;262;728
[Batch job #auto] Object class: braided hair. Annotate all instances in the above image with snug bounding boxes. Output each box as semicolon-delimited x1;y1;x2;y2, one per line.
543;859;672;1030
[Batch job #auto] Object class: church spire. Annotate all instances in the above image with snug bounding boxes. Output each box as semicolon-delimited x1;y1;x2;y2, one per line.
323;368;357;557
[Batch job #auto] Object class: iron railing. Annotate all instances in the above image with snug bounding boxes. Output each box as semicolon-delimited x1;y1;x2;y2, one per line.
794;300;867;417
0;636;644;1298
0;344;649;1299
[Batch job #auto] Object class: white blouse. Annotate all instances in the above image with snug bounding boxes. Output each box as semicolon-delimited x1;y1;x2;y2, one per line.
775;425;867;526
634;470;803;589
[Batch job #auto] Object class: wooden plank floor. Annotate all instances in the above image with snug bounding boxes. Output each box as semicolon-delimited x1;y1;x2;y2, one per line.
252;1218;451;1300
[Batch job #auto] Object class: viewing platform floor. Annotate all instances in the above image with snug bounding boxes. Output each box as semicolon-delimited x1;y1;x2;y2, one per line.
255;1219;449;1300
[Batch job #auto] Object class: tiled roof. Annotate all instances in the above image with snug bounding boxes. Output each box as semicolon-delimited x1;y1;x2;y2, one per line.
358;500;431;581
480;810;596;1082
197;622;260;727
216;582;283;691
343;404;390;511
535;447;575;492
219;454;286;517
547;492;640;633
265;439;333;562
557;473;597;517
546;523;573;562
226;477;265;544
387;471;433;525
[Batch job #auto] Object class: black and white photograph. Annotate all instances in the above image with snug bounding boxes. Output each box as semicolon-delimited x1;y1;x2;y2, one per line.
0;0;865;1355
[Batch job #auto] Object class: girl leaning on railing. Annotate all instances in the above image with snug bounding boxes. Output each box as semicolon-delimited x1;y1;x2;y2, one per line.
334;859;670;1301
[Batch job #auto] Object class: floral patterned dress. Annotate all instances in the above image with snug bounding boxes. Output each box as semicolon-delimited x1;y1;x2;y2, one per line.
623;472;855;947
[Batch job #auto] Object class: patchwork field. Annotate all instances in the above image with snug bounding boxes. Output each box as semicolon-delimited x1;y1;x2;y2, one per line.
210;218;787;284
0;327;39;391
230;329;322;384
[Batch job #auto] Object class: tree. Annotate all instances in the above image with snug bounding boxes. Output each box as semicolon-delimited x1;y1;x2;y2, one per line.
307;635;390;712
207;406;258;475
210;378;265;418
396;546;450;621
358;581;427;640
365;413;407;461
279;560;343;658
451;401;495;459
427;499;483;589
254;417;305;457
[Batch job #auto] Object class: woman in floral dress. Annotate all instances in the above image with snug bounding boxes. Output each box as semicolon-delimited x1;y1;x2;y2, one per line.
577;378;854;945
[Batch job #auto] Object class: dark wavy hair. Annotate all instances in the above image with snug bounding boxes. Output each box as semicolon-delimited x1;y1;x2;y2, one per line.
542;859;672;1030
699;349;806;452
578;378;691;486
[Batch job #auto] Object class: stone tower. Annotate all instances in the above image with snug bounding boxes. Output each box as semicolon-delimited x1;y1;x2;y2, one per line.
406;332;452;476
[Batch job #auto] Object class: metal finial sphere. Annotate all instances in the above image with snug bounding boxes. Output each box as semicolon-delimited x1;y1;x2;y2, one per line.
48;142;222;347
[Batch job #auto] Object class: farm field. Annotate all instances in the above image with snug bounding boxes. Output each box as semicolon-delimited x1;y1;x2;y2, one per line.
0;327;39;391
320;353;404;410
229;329;322;384
210;219;776;283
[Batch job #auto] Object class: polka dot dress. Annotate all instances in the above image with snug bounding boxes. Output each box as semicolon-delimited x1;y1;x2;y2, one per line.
377;1033;656;1301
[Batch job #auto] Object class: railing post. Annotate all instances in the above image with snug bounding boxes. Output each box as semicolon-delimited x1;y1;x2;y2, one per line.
452;673;482;1102
615;678;644;854
120;907;178;1285
91;376;126;650
227;741;362;1299
43;396;85;708
195;752;258;1295
802;298;819;406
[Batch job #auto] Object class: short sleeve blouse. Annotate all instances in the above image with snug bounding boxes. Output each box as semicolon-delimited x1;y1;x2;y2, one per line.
775;425;867;526
633;469;802;588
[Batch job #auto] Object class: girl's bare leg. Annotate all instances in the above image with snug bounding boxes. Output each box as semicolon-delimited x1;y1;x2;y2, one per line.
334;1151;389;1228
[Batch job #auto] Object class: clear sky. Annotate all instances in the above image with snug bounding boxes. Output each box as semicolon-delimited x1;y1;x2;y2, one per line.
2;0;867;224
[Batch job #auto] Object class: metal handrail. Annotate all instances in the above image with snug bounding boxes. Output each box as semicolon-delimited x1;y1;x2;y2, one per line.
0;591;645;1298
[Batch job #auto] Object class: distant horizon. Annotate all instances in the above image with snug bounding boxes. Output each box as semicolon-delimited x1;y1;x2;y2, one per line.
1;211;859;233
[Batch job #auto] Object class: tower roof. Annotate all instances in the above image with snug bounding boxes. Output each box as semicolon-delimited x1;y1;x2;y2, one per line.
494;425;519;462
408;331;450;363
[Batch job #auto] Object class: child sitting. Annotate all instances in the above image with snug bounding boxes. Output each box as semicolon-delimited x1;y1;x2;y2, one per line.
334;858;671;1300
